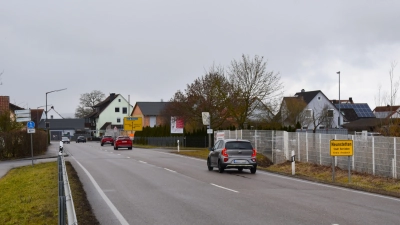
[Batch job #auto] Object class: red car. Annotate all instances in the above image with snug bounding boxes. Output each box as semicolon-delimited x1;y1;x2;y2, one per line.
101;135;114;146
114;136;132;150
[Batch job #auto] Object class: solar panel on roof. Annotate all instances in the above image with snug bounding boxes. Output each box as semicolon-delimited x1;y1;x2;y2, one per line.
334;103;375;118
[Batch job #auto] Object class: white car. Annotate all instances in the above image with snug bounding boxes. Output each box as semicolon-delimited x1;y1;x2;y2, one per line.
61;137;70;144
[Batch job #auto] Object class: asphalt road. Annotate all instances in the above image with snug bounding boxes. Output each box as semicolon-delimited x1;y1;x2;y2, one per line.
58;142;400;224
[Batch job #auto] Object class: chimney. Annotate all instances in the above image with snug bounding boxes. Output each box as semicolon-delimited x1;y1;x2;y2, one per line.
349;97;353;103
301;89;305;92
0;96;10;115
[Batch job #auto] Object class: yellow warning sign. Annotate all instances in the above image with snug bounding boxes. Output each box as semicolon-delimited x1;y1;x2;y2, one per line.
330;140;353;156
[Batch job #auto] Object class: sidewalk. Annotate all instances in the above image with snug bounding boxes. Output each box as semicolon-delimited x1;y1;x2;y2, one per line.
0;141;67;178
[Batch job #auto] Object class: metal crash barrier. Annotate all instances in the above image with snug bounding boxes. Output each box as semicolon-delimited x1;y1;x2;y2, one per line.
58;143;78;225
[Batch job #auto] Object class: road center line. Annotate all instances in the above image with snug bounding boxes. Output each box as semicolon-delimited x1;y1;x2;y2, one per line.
210;183;239;193
139;160;147;164
71;156;129;225
164;168;176;173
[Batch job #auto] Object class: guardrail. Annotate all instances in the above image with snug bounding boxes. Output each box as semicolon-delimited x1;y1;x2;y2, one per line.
58;144;78;225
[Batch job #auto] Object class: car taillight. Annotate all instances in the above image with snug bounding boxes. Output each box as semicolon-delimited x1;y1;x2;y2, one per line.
221;148;228;157
251;149;257;158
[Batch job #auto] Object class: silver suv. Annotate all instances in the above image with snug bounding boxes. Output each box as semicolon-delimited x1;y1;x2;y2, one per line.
207;139;257;174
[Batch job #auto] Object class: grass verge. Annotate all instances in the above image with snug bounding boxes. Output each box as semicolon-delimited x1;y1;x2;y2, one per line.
0;161;99;225
173;149;400;198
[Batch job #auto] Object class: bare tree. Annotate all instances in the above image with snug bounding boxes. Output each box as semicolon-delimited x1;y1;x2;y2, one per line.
163;65;232;130
0;70;3;85
227;54;283;128
75;90;105;118
309;104;335;133
280;97;308;128
389;61;398;106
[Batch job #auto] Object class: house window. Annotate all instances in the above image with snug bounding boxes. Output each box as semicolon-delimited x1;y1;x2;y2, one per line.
115;107;120;113
122;107;127;114
118;99;121;102
327;109;334;118
319;126;325;129
117;118;121;123
318;97;321;100
305;109;313;118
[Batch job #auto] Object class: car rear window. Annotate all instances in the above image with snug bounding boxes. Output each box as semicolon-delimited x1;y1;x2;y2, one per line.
225;141;253;149
118;137;130;140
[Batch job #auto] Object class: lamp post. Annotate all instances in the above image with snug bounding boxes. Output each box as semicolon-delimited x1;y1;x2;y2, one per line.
46;88;67;144
337;71;340;127
36;104;52;128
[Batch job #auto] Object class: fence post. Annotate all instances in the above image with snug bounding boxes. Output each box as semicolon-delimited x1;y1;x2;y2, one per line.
255;130;258;153
306;132;308;162
284;131;289;161
297;132;300;162
394;137;397;179
352;135;355;170
372;137;375;175
319;134;322;165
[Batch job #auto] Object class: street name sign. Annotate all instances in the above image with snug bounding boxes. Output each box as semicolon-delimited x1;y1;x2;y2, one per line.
330;140;353;156
15;109;30;114
15;109;31;122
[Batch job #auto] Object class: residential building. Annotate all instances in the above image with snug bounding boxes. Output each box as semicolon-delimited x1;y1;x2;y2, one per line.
131;102;170;127
38;118;86;141
330;97;375;122
280;90;343;130
0;96;24;120
373;105;400;119
86;93;133;137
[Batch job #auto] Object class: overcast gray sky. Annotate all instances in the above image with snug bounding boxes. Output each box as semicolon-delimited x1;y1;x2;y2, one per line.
1;0;400;117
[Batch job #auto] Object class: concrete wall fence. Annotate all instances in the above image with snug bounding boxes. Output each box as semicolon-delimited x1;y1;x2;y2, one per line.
215;130;399;179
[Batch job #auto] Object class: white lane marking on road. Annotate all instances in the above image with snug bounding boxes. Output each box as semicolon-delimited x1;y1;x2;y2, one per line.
139;161;147;164
71;156;129;225
210;183;239;193
164;168;176;173
127;157;130;158
258;171;400;202
117;154;121;155
158;151;205;162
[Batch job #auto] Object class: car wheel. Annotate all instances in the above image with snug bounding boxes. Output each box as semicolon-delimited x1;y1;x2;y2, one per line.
128;147;132;150
101;143;104;146
238;168;243;172
218;160;224;173
114;146;117;150
207;158;213;171
250;166;257;174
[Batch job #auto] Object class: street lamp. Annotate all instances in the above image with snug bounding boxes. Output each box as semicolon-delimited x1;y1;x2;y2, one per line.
337;71;340;127
46;88;67;143
37;104;53;127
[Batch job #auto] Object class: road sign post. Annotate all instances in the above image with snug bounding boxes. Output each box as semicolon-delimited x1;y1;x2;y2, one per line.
330;139;353;183
26;121;35;166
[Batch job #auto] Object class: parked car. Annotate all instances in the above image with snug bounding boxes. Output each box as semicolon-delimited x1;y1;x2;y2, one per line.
101;135;114;146
207;139;257;174
61;137;70;144
76;136;86;143
114;136;132;150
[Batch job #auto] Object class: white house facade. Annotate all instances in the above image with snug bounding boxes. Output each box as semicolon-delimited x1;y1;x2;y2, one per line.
89;93;133;137
299;91;343;129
